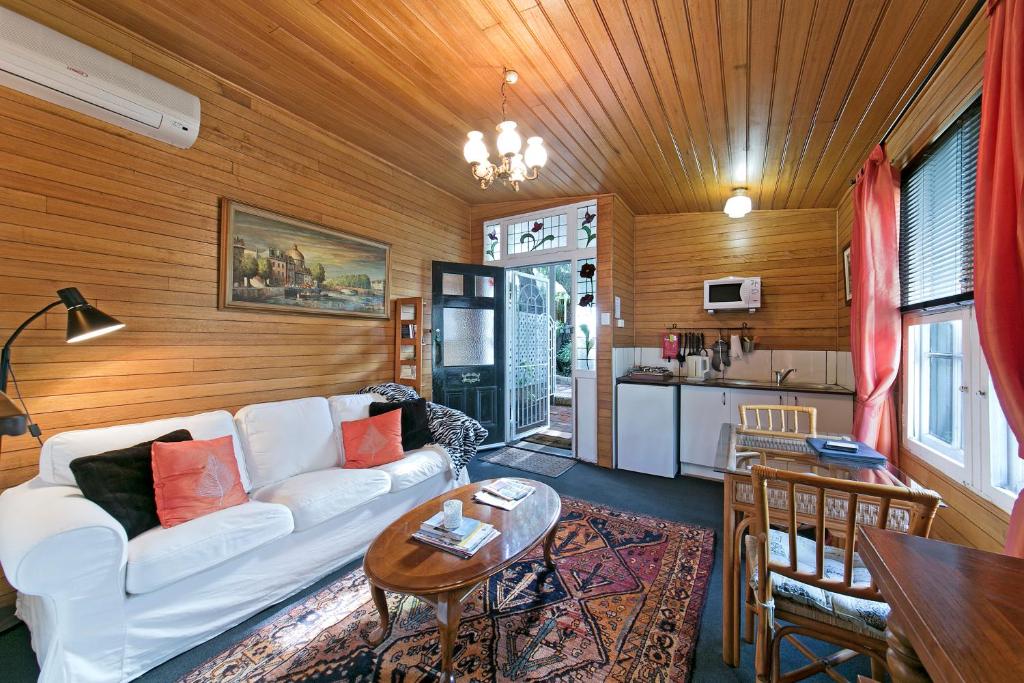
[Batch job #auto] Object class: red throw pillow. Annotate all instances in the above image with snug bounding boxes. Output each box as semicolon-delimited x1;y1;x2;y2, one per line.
341;409;405;468
151;435;248;527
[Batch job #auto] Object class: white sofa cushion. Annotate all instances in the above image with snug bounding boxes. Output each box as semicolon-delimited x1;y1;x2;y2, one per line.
126;501;293;595
250;467;391;531
39;410;251;491
234;397;338;489
327;393;385;463
374;447;449;492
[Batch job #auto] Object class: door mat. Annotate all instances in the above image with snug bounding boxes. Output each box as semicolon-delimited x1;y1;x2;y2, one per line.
479;445;577;477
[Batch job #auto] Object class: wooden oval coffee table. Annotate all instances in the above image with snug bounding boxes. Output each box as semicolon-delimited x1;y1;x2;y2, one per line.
363;478;561;683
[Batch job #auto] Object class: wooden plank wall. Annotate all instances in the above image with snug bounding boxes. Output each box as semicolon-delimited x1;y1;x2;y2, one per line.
835;11;1006;550
0;0;471;604
633;209;839;350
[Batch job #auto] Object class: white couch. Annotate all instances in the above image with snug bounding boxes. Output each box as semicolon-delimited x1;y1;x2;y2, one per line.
0;393;469;683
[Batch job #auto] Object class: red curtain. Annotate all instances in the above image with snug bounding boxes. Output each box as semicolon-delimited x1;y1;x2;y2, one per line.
850;145;901;467
975;0;1024;557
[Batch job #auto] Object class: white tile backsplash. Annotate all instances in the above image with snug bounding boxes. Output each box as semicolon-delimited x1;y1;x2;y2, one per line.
721;350;772;381
770;350;827;384
623;346;849;387
836;351;855;390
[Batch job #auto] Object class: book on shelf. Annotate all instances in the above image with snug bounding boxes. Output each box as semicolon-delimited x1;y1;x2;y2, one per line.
411;522;499;558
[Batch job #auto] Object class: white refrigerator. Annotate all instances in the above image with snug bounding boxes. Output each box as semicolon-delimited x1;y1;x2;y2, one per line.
616;382;679;478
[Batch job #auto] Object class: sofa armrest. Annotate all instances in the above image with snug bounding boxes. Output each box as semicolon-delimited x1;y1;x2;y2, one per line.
0;478;127;596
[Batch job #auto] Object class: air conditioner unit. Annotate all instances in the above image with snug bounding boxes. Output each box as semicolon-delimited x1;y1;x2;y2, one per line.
0;7;200;149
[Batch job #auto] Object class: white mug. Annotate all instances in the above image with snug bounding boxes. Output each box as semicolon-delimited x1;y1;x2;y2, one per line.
443;499;463;530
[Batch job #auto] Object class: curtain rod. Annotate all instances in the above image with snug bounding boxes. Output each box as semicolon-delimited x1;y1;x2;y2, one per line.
849;0;986;186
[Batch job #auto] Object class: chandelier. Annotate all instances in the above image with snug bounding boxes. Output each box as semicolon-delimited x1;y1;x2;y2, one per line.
462;68;547;191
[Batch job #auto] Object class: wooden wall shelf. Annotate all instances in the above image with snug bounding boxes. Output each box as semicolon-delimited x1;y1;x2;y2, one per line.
393;297;423;394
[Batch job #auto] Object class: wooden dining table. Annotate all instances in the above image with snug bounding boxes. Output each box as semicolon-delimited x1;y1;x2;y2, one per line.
714;422;920;668
857;526;1024;682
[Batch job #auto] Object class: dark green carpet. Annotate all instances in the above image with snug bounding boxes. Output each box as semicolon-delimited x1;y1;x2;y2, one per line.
0;459;870;681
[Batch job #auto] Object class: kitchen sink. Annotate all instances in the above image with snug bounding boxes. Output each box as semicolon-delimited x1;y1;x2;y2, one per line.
682;377;849;393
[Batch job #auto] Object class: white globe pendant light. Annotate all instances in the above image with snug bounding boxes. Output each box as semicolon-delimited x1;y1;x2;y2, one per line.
724;188;752;218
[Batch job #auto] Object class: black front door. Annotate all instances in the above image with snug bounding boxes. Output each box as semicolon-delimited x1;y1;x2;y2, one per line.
432;261;505;446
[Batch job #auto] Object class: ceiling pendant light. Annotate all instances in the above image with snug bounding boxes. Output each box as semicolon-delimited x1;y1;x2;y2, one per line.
463;68;547;191
723;188;752;218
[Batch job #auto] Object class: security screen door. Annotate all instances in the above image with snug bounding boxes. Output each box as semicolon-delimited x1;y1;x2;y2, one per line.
509;269;552;438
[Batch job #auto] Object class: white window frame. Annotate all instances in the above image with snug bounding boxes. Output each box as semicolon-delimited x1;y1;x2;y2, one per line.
902;305;1021;512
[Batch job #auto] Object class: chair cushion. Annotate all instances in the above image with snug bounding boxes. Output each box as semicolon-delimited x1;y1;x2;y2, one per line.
41;410;250;490
250;467;391;531
126;500;293;594
746;529;890;637
151;436;249;527
373;447;449;492
234;397;338;489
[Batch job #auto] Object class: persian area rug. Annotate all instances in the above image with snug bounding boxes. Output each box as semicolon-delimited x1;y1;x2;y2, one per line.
181;497;715;683
479;445;577;477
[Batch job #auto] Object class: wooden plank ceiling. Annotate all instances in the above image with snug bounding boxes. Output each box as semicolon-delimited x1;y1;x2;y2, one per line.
71;0;976;213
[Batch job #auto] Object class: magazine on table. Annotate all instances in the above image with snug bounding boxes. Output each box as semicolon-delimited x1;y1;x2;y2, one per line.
474;479;536;510
419;511;483;542
411;521;500;558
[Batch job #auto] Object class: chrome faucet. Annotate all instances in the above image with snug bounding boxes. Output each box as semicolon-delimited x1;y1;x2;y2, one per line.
774;368;796;386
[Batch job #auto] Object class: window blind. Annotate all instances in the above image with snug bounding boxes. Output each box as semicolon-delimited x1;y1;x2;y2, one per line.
899;99;981;311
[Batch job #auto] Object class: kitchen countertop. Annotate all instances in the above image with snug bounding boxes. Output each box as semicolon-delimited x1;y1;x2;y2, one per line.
616;374;855;396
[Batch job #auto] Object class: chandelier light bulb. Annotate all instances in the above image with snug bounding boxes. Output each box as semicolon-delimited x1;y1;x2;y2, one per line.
509;153;527;182
473;160;494;179
723;188;752;218
524;136;547;169
495;121;522;156
463;131;488;165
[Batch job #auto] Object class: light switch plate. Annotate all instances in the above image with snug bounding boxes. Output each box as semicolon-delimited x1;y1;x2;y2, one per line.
616;319;625;327
601;312;611;326
614;296;621;318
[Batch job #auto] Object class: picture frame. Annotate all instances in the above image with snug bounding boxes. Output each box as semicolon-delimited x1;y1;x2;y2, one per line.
842;242;852;305
219;200;390;319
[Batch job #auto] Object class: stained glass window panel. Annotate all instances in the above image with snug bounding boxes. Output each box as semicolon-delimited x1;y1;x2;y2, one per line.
577;203;597;248
507;213;568;256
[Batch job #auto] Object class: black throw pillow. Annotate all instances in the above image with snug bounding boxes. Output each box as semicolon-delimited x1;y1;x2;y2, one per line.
369;398;431;451
69;429;193;539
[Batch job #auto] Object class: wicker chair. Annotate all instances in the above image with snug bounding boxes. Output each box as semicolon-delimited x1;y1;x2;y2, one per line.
746;465;942;682
739;404;818;438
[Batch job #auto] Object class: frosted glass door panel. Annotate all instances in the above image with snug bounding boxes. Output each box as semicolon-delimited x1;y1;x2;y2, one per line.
443;308;494;366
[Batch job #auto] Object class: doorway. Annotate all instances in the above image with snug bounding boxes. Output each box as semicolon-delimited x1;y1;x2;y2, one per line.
507;262;574;452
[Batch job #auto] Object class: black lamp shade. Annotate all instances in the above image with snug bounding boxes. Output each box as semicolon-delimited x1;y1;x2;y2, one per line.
58;288;125;343
0;391;27;437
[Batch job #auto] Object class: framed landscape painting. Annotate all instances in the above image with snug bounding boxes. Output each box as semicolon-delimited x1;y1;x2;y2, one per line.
219;201;390;319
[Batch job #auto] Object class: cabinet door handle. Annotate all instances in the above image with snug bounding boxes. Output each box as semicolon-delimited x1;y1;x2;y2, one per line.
722;391;726;406
793;395;800;406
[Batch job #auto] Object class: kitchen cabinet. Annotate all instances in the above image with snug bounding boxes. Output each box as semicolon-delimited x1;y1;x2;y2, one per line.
616;383;678;477
786;392;854;435
679;385;730;479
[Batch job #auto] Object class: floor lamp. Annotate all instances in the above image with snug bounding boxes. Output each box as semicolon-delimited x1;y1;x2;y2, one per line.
0;287;124;633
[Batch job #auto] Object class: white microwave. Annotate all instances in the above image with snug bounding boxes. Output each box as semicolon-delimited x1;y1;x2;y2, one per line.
704;276;761;313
